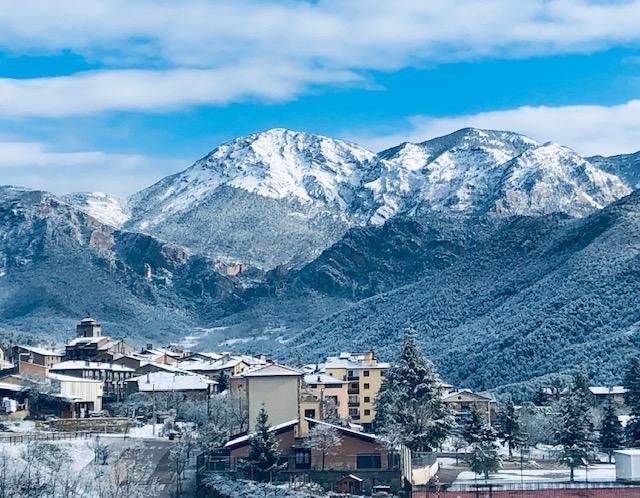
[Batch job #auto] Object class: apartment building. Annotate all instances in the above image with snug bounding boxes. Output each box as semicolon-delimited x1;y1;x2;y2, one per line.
324;351;390;431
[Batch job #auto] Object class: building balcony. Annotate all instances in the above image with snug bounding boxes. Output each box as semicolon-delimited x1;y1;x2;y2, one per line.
348;401;360;407
347;375;360;381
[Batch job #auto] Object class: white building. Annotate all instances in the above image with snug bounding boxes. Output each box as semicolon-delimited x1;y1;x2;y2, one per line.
615;449;640;481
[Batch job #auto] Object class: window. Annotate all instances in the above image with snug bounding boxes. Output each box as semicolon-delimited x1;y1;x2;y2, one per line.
351;383;359;389
364;409;371;416
364;396;370;403
304;409;316;419
364;383;370;390
356;454;381;469
363;370;370;377
295;449;311;469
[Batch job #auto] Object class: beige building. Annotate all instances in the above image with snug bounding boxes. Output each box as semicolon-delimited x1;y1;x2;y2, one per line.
285;372;350;435
442;389;497;424
324;351;390;431
50;360;135;400
11;345;64;367
48;372;104;416
231;363;304;432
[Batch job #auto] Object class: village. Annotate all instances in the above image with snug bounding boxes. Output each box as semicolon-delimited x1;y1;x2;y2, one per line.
1;317;640;498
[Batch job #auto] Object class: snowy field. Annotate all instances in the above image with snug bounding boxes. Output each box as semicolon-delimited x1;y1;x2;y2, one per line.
453;464;616;484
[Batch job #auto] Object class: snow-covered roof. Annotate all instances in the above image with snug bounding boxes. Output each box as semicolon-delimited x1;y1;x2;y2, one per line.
344;475;363;482
67;336;107;346
304;417;380;443
180;357;246;372
51;361;134;372
615;449;640;456
304;373;347;385
0;381;28;392
442;389;496;402
225;419;299;449
48;373;103;384
589;386;627;395
137;361;191;374
127;372;215;392
325;353;390;370
241;364;304;377
16;345;64;356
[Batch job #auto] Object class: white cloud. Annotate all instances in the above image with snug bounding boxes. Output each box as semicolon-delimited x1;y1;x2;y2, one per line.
0;1;639;116
347;100;640;156
0;141;186;196
0;65;360;118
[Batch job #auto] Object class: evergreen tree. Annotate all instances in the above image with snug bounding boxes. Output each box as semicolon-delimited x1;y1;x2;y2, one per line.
532;387;548;406
199;422;227;457
467;423;502;480
554;377;594;481
599;399;624;463
624;356;640;446
462;404;486;445
572;371;591;400
247;407;281;482
374;329;453;451
215;371;229;392
496;399;524;458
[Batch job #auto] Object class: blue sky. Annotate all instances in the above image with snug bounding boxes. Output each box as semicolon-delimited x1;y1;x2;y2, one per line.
1;0;640;195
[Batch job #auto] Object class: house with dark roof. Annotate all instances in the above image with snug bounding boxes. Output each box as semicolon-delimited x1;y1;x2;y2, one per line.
197;417;408;495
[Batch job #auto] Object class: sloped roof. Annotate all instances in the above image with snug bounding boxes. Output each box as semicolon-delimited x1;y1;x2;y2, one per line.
67;336;108;346
51;361;134;372
304;417;380;443
304;373;347;385
589;386;627;395
241;363;304;377
48;373;103;384
224;419;299;449
16;345;64;356
442;389;496;402
127;371;215;392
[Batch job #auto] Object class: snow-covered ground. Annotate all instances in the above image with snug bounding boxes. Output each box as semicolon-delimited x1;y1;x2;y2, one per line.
453;464;616;484
0;439;95;472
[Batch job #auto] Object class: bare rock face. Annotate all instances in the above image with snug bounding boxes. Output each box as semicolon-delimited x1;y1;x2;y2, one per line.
0;186;242;344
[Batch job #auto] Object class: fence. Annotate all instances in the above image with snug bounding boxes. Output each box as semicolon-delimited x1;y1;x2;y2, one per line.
0;431;96;445
414;481;640;498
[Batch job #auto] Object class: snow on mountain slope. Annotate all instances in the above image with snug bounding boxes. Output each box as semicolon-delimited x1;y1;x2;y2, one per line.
63;192;130;227
492;143;630;217
130;128;375;225
589;151;640;190
125;129;376;267
122;127;632;267
366;128;540;222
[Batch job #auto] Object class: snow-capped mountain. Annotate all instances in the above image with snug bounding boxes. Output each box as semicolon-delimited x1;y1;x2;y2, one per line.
492;143;630;216
125;129;376;268
588;151;640;190
366;128;540;222
121;127;634;268
63;192;130;227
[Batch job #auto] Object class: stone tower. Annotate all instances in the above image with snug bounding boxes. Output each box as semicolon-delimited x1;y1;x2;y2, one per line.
76;316;102;338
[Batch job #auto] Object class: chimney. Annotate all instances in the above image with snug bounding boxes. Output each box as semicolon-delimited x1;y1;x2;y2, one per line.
364;351;374;364
146;343;153;351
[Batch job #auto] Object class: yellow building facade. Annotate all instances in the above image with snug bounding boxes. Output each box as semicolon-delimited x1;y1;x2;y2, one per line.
324;352;389;431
